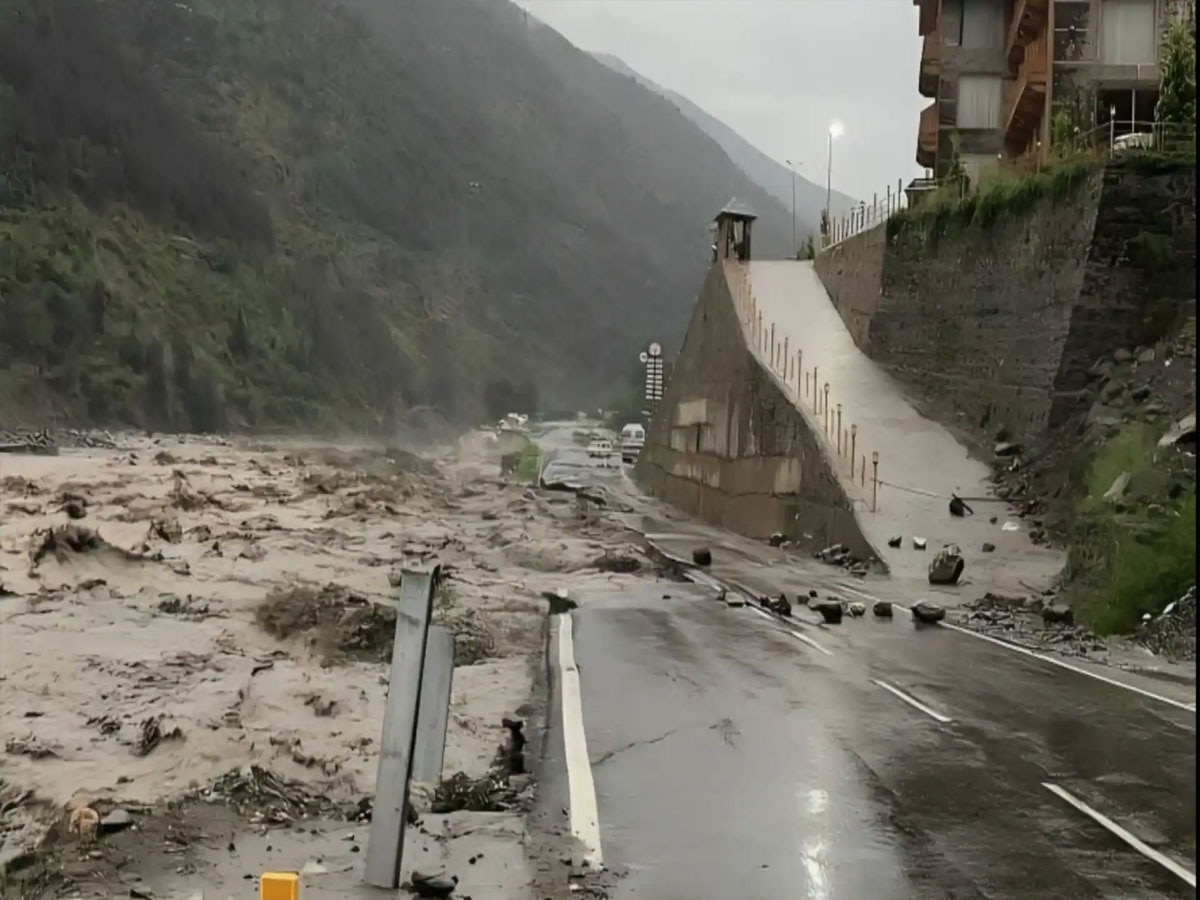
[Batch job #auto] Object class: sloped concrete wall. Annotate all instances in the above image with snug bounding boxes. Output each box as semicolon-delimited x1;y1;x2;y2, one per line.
813;162;1197;452
633;263;872;559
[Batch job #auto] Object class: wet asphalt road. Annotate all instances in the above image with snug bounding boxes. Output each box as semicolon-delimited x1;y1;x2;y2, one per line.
531;424;1196;899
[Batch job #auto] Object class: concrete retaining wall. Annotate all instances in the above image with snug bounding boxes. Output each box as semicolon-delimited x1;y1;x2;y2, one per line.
633;263;872;559
813;162;1197;451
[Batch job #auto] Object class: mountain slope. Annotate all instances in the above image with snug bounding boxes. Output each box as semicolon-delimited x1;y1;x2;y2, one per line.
593;53;860;232
0;0;796;431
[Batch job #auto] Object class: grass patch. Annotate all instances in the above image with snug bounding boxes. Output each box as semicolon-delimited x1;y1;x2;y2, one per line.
1067;423;1196;634
514;437;541;482
887;156;1098;247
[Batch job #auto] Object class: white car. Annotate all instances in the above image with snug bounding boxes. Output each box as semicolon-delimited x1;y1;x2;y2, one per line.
586;438;613;459
619;423;645;463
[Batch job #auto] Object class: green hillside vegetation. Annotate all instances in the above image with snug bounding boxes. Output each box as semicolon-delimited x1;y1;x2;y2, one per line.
0;0;795;432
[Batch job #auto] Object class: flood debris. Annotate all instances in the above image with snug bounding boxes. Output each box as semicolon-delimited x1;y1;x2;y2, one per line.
28;524;147;568
948;494;974;517
133;715;184;756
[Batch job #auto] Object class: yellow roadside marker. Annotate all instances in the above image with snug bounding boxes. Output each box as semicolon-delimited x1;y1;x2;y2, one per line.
260;872;300;900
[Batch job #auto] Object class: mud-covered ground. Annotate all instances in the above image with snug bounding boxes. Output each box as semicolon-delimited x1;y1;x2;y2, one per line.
0;428;654;898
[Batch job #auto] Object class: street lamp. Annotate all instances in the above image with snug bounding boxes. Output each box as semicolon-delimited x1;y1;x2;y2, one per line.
825;122;843;237
785;158;801;257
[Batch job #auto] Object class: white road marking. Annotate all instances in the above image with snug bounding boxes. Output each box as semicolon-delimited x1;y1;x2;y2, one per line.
871;678;954;723
1042;783;1197;889
837;586;1197;715
748;604;834;656
557;615;604;868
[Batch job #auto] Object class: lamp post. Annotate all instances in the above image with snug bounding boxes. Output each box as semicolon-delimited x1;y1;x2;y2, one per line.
825;122;843;237
786;158;800;257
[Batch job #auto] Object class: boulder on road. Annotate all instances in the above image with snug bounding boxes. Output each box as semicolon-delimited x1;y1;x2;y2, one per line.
692;547;712;567
872;600;894;618
928;544;965;586
1042;602;1074;626
847;600;866;617
912;600;945;624
811;599;843;624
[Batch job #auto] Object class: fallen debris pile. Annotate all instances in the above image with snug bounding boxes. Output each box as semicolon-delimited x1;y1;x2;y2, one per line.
1138;585;1197;662
199;765;344;825
255;584;397;664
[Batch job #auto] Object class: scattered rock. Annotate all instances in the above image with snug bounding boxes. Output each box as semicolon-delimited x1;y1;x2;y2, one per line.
691;547;712;567
542;589;577;615
912;600;945;624
133;715;184;757
872;600;893;618
948;495;974;517
1130;384;1152;402
811;599;843;625
981;542;996;553
100;808;134;835
912;537;927;551
993;441;1021;458
592;551;641;574
1114;347;1132;364
1103;471;1131;502
61;492;88;520
763;594;791;617
409;871;458;897
767;532;786;547
887;535;902;548
847;600;866;617
927;544;964;586
1041;603;1074;626
1158;412;1197;448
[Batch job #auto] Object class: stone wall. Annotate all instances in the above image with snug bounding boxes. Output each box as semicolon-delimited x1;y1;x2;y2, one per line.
633;263;873;559
812;224;885;347
813;161;1197;452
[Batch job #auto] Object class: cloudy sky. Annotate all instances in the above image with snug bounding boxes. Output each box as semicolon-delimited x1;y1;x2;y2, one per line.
511;0;925;202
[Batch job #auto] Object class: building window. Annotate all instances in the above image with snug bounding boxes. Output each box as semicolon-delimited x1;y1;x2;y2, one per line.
961;0;1006;49
958;75;1004;129
1054;1;1094;61
1099;0;1157;65
943;0;963;46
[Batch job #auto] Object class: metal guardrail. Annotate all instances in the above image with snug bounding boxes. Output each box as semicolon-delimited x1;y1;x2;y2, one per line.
821;178;912;250
364;565;454;889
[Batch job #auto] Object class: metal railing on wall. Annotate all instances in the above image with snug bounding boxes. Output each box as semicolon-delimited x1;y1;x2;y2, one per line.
821;178;911;250
724;260;883;514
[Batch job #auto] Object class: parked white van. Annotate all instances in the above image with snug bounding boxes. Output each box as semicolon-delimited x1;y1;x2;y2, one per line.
619;423;645;464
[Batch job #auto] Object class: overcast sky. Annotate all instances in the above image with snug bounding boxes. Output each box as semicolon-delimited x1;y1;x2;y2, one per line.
511;0;925;202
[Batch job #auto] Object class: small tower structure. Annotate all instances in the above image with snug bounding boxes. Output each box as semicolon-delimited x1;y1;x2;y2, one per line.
712;198;757;263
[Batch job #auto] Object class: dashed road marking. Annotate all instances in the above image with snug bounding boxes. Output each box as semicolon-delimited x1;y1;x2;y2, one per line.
1042;783;1196;889
836;584;1197;715
870;678;954;724
557;615;603;868
747;605;834;656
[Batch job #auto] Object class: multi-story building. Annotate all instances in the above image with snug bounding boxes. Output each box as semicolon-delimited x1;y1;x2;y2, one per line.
914;0;1195;181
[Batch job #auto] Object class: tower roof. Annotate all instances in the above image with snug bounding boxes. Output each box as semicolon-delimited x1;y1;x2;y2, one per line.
714;197;758;222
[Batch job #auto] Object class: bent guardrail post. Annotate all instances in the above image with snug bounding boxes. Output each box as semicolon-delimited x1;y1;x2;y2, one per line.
363;565;441;889
411;626;456;784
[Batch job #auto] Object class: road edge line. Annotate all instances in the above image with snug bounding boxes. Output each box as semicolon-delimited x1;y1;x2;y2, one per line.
557;614;604;868
836;584;1196;715
1042;782;1197;888
870;678;954;724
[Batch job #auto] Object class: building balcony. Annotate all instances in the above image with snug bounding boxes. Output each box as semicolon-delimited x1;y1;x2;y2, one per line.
919;29;942;98
917;101;938;169
1006;0;1049;67
1004;30;1049;154
913;0;938;36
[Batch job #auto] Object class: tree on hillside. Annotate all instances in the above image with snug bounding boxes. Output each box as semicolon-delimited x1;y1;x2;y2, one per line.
1157;21;1196;128
798;235;816;260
